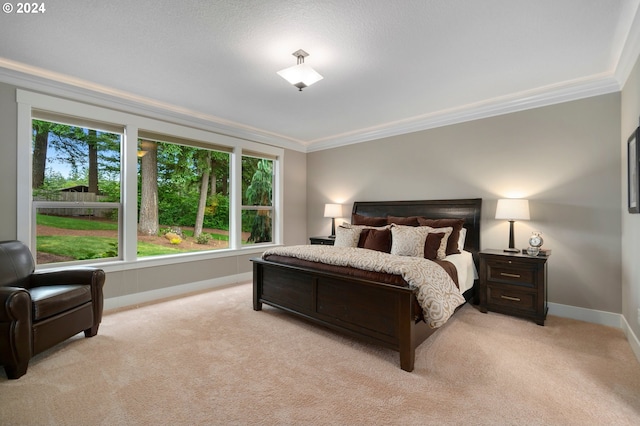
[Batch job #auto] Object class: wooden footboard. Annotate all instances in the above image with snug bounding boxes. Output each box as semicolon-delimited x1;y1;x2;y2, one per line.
252;257;435;371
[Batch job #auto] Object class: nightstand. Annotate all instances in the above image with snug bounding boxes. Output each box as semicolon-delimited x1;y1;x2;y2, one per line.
479;249;549;325
309;236;335;245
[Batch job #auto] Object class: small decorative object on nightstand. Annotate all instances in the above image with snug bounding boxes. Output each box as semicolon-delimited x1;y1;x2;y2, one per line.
526;231;543;256
309;236;335;245
479;249;549;325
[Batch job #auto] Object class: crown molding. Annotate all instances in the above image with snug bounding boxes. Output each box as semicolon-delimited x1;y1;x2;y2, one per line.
0;59;308;153
306;74;621;152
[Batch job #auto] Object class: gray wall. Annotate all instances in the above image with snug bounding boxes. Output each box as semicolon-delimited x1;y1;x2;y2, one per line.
0;82;307;302
0;82;17;240
282;149;308;246
308;93;622;313
621;53;640;338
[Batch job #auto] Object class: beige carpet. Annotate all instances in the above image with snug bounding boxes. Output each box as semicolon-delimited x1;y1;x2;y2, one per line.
1;282;639;425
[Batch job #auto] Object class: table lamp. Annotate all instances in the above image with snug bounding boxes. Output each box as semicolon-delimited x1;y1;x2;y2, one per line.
324;203;343;238
495;199;530;253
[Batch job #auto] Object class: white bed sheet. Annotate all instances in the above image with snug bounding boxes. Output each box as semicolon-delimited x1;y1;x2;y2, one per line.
444;250;478;294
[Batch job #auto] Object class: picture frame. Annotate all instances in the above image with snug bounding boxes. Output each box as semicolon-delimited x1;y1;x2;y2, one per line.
628;126;640;213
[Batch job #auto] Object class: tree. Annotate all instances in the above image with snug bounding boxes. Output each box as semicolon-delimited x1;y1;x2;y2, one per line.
245;159;273;243
193;151;211;238
138;140;159;235
32;120;53;189
211;152;229;196
87;129;99;194
31;119;121;195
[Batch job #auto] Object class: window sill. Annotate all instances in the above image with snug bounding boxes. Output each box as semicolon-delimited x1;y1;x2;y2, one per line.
35;243;283;273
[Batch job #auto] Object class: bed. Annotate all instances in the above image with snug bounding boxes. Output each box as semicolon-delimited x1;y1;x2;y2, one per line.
252;198;482;371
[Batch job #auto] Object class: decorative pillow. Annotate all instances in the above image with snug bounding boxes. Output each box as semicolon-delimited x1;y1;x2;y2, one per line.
417;218;465;255
421;226;453;260
424;232;445;260
352;213;387;227
358;228;392;253
457;227;467;252
390;225;431;257
334;225;361;247
387;215;420;226
342;223;390;231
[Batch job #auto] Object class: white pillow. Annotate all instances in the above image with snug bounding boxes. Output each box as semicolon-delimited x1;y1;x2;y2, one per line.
458;227;467;252
390;225;430;257
422;226;453;260
342;223;390;231
334;225;361;247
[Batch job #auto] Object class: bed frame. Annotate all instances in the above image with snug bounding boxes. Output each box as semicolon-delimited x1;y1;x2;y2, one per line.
252;198;482;371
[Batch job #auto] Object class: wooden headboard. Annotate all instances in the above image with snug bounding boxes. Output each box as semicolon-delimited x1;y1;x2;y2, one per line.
352;198;482;269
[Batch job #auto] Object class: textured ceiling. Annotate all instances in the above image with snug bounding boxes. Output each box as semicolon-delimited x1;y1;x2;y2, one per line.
0;0;639;151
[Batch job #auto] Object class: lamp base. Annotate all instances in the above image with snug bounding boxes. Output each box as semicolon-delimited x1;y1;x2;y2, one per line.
503;248;520;253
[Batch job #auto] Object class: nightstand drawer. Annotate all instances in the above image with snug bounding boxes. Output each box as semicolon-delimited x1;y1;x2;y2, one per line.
486;285;536;313
486;261;535;287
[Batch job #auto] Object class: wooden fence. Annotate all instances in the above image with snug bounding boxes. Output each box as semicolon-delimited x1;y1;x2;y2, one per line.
34;192;114;218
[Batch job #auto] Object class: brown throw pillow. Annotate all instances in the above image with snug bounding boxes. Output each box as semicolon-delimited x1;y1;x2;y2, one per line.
417;218;465;255
352;213;387;226
387;215;420;226
359;228;392;253
424;232;445;260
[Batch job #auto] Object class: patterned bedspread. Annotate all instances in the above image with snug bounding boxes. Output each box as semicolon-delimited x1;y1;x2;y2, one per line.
262;245;466;328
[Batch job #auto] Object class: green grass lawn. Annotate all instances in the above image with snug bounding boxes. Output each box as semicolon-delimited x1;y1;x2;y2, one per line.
36;214;229;261
37;236;194;259
37;213;118;230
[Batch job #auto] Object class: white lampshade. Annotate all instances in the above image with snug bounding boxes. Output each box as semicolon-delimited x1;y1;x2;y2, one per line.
495;199;530;220
323;203;342;218
277;63;323;90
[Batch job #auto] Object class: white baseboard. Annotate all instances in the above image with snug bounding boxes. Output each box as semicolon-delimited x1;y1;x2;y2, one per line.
103;272;252;311
549;302;640;364
548;302;622;328
621;315;640;363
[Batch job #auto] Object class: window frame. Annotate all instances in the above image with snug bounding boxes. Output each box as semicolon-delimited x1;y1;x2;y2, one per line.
17;89;283;271
241;154;276;246
135;134;233;256
30;115;124;264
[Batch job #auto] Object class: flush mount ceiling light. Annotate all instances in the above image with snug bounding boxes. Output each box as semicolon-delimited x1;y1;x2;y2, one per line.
277;49;323;91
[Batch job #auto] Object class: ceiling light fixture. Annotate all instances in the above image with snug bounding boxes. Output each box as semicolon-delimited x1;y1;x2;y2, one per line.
277;49;323;91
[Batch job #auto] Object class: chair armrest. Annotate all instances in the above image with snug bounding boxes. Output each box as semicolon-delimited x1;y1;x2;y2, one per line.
0;287;31;322
31;267;105;288
0;287;32;374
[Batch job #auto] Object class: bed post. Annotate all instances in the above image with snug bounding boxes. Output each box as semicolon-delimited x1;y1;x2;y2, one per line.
252;260;263;311
398;292;415;372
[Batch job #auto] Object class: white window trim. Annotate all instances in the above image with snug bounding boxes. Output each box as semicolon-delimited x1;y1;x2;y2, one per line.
17;89;283;270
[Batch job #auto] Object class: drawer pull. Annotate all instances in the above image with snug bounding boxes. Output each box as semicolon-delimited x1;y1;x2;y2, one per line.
500;272;521;278
501;295;521;302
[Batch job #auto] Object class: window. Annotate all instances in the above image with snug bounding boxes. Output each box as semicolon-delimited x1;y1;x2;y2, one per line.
136;135;231;256
242;155;274;245
31;118;122;265
18;90;282;267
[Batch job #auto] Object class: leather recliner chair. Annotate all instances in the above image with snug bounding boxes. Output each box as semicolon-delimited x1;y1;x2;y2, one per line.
0;240;105;379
